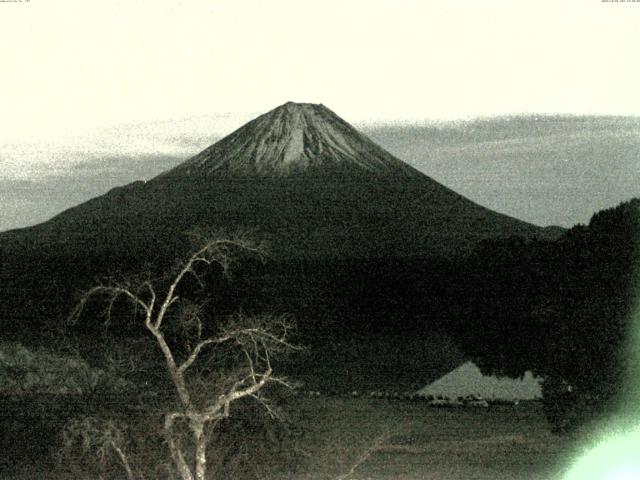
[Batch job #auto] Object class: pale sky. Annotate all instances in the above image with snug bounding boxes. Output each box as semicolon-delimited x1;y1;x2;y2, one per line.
1;0;639;144
1;0;639;231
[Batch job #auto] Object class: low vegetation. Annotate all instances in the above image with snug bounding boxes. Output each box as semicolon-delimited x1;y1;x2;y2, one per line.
0;341;129;395
1;393;581;480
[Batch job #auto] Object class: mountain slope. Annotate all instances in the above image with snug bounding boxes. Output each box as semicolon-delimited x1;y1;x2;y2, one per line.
0;102;565;386
1;102;559;262
161;102;423;178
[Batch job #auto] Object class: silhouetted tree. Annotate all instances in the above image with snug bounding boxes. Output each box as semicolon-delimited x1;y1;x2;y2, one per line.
67;231;298;480
452;199;639;432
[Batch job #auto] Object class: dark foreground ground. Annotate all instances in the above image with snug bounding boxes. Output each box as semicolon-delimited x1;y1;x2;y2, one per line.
2;395;581;480
285;398;578;480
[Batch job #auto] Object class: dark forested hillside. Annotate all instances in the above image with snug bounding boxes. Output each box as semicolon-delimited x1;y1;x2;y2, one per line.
0;103;559;357
449;198;639;431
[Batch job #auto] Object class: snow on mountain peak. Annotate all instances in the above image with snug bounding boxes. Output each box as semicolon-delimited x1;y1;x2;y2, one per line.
163;102;422;178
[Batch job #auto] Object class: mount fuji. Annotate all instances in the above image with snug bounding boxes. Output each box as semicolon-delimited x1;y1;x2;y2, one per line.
0;102;565;386
1;102;560;262
162;102;423;178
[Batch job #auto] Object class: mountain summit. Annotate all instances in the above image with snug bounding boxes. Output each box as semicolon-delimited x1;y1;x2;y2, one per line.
163;102;422;178
0;102;563;355
1;102;562;263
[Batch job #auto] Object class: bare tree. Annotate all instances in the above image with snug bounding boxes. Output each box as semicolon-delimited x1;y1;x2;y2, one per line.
60;416;135;480
68;231;298;480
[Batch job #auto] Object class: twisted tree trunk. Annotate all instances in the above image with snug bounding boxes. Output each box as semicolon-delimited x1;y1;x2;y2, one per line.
193;420;208;480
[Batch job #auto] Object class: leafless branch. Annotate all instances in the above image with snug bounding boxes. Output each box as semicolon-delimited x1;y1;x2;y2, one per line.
65;231;296;480
334;428;395;480
60;416;135;480
177;338;218;375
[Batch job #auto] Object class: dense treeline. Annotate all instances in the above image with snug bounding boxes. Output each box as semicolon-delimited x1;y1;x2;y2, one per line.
451;198;639;431
1;199;637;431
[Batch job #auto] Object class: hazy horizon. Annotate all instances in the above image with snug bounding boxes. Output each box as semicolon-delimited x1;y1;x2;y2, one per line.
2;0;639;231
2;111;639;232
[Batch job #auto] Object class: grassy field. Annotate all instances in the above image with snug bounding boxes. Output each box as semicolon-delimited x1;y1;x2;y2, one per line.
1;395;582;480
277;397;580;480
